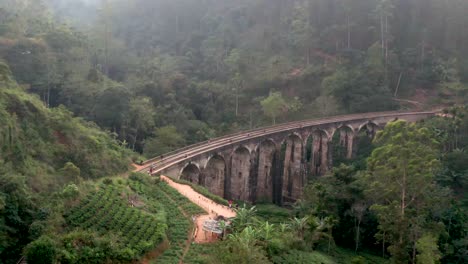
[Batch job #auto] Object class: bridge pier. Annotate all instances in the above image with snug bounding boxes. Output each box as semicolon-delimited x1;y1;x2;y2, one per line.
229;147;251;201
272;143;283;205
202;155;226;198
311;131;330;176
339;128;356;159
249;148;259;202
282;134;304;202
255;140;277;203
150;111;438;205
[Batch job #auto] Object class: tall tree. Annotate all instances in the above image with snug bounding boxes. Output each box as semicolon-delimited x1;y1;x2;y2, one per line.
260;92;288;125
363;120;443;263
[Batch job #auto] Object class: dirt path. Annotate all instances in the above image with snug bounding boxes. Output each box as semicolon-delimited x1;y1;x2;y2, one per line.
160;176;236;243
132;163;146;171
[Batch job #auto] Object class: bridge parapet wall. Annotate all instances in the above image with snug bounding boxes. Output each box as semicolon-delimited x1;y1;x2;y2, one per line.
147;111;438;204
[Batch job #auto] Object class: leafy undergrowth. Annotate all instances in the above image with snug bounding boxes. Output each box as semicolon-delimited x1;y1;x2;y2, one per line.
330;247;390;264
184;244;389;264
23;172;206;264
255;203;292;224
271;250;335;264
183;243;219;264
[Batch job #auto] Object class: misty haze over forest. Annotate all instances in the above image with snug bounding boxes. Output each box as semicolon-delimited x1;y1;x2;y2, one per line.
0;1;467;264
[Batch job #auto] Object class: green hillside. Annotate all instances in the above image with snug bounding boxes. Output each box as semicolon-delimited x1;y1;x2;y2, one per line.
23;173;205;264
0;63;132;262
1;1;467;263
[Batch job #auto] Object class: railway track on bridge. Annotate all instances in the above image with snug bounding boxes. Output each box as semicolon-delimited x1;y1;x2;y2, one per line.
138;110;440;176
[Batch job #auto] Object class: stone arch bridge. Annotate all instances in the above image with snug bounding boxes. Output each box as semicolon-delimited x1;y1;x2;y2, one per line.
139;110;439;204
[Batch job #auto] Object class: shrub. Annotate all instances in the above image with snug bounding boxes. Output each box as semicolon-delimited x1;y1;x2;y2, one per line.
62;184;79;199
103;178;113;185
129;172;148;182
59;162;81;183
351;256;367;264
28;221;46;240
25;236;57;264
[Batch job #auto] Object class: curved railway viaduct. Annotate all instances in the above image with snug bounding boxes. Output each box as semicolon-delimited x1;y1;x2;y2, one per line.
139;110;439;204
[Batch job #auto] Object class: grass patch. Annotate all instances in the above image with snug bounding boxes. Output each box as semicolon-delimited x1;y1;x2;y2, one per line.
329;247;389;264
183;243;219;264
255;203;292;223
272;250;335;264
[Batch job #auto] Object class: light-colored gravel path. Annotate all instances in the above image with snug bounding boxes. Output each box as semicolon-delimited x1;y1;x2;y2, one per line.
160;175;236;243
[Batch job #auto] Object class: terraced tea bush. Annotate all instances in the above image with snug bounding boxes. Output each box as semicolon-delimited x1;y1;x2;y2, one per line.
129;177;201;264
63;184;167;258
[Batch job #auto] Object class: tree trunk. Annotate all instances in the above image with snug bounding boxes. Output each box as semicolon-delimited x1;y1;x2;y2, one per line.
385;14;389;64
394;72;403;97
132;128;138;151
235;88;239;117
380;12;384;56
103;0;111;77
46;52;50;108
402;166;406;217
420;40;425;71
355;218;361;253
382;231;386;258
347;14;351;49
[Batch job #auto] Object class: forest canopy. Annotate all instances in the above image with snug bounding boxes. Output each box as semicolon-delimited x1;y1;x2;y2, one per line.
0;1;467;263
1;0;468;154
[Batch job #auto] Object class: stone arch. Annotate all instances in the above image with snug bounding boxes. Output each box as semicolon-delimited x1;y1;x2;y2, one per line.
308;129;330;176
358;121;380;137
230;145;252;156
354;121;380;159
331;125;356;161
202;154;226;198
281;133;303;202
180;163;201;184
229;146;252;201
331;124;355;138
255;139;277;203
279;132;303;146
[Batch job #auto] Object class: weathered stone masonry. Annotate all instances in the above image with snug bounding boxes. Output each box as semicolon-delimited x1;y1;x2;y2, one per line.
158;112;435;204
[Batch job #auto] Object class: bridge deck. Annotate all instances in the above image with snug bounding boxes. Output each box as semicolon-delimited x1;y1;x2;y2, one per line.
138;110;439;176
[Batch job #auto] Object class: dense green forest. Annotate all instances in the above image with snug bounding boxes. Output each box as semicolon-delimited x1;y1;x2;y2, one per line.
0;0;467;263
1;0;468;155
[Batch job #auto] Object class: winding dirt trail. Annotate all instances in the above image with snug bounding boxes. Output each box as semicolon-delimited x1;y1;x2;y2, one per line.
160;176;236;243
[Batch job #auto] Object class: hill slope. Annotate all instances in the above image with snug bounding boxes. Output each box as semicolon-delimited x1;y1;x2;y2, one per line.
0;62;132;263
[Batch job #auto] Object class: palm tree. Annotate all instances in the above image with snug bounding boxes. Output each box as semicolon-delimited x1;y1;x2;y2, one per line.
290;216;309;239
227;226;258;250
232;205;257;232
316;216;338;253
259;221;275;242
279;223;289;233
218;220;227;240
